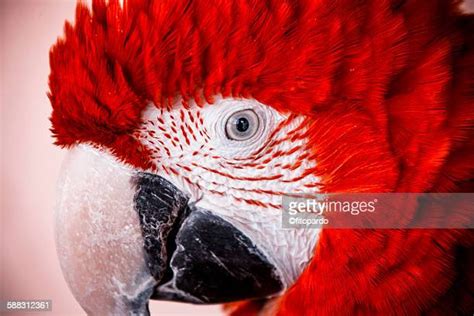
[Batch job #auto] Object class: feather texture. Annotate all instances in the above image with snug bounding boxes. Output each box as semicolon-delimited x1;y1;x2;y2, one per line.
49;0;474;314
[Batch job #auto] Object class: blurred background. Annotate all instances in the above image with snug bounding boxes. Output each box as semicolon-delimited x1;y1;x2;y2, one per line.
1;0;473;315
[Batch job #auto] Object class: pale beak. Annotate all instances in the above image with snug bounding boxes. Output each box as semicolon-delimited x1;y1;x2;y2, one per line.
55;145;282;315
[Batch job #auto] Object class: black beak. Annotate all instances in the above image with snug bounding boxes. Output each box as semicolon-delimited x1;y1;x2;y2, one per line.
133;173;283;304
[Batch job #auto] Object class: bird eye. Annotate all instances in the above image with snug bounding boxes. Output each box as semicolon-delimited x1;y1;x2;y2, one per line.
225;109;260;141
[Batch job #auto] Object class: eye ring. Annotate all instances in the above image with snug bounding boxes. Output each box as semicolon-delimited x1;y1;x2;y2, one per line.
225;109;260;141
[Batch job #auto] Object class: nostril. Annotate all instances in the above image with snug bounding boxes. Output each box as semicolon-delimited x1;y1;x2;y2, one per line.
132;172;190;284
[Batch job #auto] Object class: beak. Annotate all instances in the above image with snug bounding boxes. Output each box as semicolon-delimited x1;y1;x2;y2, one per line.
134;172;283;304
55;145;283;315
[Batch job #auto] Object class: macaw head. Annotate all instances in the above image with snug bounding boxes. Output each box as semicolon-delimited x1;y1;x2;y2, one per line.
50;0;474;315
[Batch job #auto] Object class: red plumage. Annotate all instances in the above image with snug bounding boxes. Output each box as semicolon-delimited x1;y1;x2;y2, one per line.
49;0;474;314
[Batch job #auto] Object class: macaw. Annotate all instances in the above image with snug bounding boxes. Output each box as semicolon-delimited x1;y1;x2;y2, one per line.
49;0;474;315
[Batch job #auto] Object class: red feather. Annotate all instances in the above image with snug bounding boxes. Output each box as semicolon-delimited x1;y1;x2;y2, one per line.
48;0;474;314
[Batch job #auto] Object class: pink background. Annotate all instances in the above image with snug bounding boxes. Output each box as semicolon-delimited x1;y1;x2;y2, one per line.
1;0;473;315
0;0;221;314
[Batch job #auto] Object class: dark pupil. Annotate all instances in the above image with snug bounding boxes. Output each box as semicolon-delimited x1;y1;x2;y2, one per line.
235;117;250;132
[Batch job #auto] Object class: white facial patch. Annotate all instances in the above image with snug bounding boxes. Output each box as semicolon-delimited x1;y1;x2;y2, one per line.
136;97;321;288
